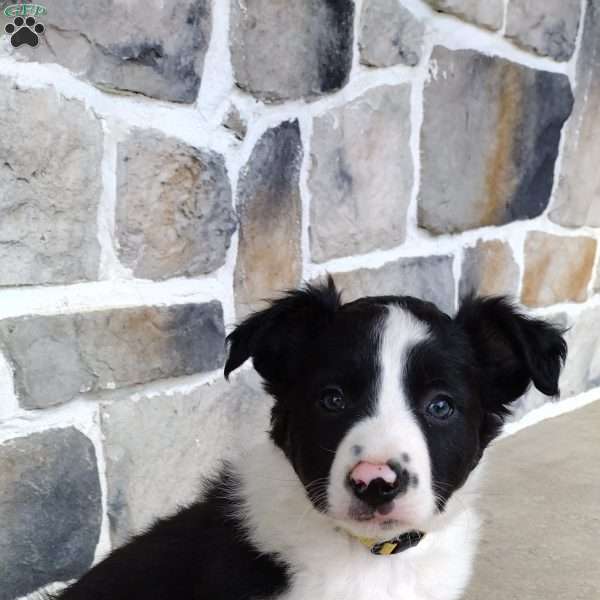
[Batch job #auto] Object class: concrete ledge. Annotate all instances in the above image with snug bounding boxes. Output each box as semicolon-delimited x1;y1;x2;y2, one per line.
465;400;600;599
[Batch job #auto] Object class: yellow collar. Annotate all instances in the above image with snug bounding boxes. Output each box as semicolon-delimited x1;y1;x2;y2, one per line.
349;531;426;556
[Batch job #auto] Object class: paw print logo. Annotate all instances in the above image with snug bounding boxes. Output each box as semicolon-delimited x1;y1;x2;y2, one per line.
5;16;45;47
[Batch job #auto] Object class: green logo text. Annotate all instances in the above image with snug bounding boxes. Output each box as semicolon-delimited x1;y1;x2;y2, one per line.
4;4;46;17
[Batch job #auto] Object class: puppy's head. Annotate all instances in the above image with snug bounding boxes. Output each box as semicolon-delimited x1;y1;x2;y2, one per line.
225;278;566;539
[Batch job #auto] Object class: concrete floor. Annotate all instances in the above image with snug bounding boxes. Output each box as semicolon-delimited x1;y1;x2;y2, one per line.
465;401;600;600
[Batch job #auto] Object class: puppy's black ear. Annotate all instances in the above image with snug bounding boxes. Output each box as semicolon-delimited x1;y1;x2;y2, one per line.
456;295;567;417
224;276;341;384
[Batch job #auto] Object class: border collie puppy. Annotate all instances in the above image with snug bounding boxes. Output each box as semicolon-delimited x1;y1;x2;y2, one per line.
53;278;566;600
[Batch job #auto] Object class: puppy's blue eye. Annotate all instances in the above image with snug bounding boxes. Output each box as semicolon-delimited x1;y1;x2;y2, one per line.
320;387;345;412
426;394;454;420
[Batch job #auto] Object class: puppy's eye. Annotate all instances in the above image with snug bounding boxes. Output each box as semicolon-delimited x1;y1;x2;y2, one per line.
320;387;346;412
426;394;454;420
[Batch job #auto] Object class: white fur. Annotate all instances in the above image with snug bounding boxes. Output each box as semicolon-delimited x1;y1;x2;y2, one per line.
234;306;483;600
237;442;481;600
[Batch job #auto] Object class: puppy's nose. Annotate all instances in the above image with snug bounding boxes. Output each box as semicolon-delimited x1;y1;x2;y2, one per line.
348;461;409;507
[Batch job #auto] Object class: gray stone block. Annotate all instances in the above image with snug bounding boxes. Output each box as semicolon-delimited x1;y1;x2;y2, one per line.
230;0;354;102
309;85;413;262
359;0;424;68
0;302;226;409
506;0;581;61
116;130;236;280
425;0;503;31
514;305;600;415
550;0;600;227
332;255;456;315
234;121;303;318
0;78;102;286
101;372;270;546
222;104;247;140
419;47;573;235
9;1;212;103
0;428;101;600
560;307;600;397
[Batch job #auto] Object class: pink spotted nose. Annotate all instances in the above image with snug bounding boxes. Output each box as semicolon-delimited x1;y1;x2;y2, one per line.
348;461;409;508
350;462;397;488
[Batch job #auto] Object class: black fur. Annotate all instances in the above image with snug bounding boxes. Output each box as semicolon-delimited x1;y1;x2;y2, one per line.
406;294;566;505
225;287;566;514
456;295;567;446
225;276;342;384
51;471;289;600
49;281;566;599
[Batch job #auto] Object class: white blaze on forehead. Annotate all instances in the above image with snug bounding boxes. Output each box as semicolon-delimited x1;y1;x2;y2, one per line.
377;305;429;418
326;304;438;533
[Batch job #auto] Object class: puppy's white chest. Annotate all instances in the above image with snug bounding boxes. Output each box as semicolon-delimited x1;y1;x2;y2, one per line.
277;578;422;600
275;554;437;600
272;510;478;600
278;579;420;600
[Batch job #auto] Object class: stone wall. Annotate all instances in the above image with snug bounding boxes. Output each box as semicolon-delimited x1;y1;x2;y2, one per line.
0;1;599;597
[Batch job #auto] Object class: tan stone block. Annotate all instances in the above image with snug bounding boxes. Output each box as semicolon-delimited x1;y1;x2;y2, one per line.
460;240;519;299
521;233;597;307
234;121;303;318
116;130;235;280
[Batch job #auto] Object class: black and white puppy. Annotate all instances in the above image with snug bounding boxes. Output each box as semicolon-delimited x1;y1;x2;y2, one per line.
54;278;566;600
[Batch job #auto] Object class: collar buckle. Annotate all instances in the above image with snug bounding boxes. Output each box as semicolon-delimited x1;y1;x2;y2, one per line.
356;530;425;556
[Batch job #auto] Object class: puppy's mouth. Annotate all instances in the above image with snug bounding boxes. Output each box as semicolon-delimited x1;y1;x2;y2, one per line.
348;498;393;521
337;498;413;530
352;514;403;530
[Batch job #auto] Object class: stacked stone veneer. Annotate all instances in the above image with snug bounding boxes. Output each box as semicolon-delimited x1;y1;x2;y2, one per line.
0;1;599;597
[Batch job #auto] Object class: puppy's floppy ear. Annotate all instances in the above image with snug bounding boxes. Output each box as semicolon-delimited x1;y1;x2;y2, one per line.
456;295;567;417
224;276;341;384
